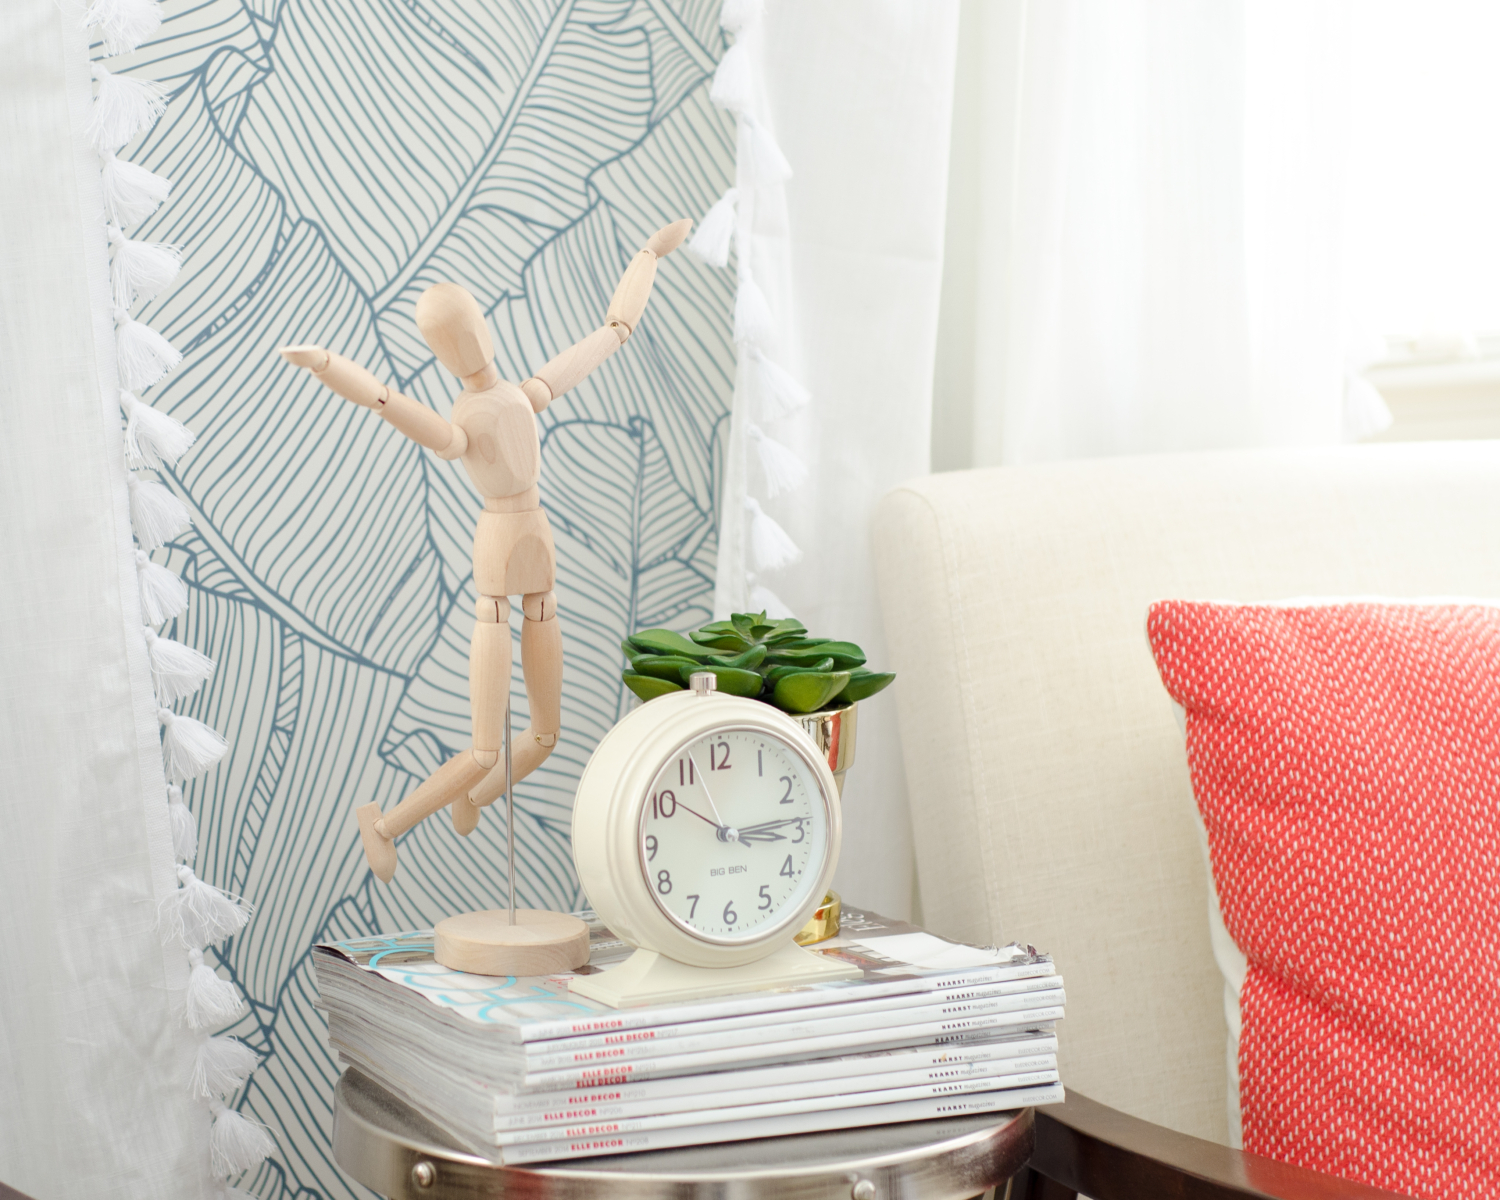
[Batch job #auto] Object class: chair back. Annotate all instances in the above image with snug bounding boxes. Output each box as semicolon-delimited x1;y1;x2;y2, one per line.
872;441;1500;1143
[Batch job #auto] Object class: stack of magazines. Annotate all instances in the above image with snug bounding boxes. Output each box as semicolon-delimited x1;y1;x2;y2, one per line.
313;907;1065;1164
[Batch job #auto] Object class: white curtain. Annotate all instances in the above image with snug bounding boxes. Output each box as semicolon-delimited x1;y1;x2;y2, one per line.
715;1;962;920
0;2;211;1197
934;0;1378;469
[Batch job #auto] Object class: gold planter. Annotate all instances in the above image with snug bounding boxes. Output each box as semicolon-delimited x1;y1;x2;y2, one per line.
793;702;857;945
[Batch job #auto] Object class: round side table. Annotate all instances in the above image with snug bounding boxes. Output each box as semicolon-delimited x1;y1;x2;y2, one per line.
333;1069;1035;1200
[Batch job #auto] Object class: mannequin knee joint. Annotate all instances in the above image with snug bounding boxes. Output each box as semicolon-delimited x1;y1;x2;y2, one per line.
475;594;510;623
522;591;557;621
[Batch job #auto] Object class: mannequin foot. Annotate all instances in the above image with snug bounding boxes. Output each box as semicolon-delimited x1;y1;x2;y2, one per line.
356;803;397;882
451;794;482;836
467;728;558;807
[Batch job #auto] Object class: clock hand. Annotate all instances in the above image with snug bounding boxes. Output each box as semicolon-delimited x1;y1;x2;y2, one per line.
672;799;721;829
735;817;805;843
687;752;738;842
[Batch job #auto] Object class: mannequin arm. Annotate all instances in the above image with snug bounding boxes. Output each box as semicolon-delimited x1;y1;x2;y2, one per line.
280;345;467;460
519;218;691;413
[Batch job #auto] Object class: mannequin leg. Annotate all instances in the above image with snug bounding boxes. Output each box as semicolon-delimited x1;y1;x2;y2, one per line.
355;750;488;882
453;594;511;835
469;591;561;807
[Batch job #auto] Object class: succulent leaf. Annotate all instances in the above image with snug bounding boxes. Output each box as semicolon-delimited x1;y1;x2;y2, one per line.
765;658;835;685
839;671;895;703
677;664;764;696
627;629;717;659
624;673;683;702
772;670;852;714
629;654;703;681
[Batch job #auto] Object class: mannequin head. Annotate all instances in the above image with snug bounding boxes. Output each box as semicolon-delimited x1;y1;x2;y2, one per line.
415;283;495;379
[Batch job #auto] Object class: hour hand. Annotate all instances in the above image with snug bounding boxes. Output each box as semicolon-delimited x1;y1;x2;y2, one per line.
735;818;804;843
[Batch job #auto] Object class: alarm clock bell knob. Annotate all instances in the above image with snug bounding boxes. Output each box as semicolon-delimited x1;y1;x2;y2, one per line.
690;670;718;696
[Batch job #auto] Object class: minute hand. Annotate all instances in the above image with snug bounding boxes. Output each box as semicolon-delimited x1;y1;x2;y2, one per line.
734;817;805;843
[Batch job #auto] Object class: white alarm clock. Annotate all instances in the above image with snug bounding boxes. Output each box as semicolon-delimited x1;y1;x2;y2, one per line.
570;673;862;1007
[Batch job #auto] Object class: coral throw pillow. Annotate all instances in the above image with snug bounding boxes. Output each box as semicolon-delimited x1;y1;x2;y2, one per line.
1147;601;1500;1199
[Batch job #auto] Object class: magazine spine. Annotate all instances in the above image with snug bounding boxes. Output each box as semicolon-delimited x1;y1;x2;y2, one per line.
518;1008;1065;1089
491;1037;1059;1117
518;959;1057;1042
521;989;1065;1073
494;1063;1060;1138
497;1082;1067;1165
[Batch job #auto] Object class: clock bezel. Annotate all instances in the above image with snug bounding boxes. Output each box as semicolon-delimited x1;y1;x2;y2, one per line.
572;690;844;970
635;722;834;948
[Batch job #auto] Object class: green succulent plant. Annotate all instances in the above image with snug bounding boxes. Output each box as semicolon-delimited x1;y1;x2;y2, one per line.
620;611;895;714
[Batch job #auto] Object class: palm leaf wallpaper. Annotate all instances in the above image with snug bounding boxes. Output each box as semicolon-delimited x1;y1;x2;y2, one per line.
107;2;734;1194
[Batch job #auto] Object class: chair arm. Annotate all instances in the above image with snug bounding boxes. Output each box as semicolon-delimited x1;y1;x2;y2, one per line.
1019;1091;1414;1200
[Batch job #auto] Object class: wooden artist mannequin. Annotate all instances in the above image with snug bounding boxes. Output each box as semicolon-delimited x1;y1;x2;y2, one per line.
280;221;690;926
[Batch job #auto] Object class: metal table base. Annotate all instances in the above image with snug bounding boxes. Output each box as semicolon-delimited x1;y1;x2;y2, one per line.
333;1069;1034;1200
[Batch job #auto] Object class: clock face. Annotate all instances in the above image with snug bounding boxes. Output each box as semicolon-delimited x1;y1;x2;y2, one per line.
638;727;829;942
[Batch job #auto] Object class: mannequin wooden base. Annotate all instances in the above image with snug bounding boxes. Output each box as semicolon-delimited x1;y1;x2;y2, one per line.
434;908;589;977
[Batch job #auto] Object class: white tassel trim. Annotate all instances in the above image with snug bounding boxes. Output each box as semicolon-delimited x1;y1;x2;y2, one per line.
109;225;181;307
193;1036;260;1101
710;43;752;114
208;1100;275;1177
744;496;801;570
742;115;793;186
144;627;213;703
100;151;171;227
161;865;252;948
184;947;247;1029
88;62;167;153
136;549;188;624
115;308;181;391
748;581;796;620
720;0;764;34
121;390;195;468
733;274;776;347
168;783;198;861
688;189;738;269
748;424;808;497
85;0;164;56
747;346;810;419
158;707;227;782
127;474;190;550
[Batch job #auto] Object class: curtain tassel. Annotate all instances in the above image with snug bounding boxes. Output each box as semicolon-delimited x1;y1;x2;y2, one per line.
192;1036;260;1101
87;62;167;153
109;225;181;307
742;115;793;186
710;43;752;114
85;0;164;56
100;151;171;227
136;548;188;624
719;0;764;34
161;865;252;948
127;474;190;550
733;274;775;347
748;424;808;496
121;390;195;469
158;707;227;782
748;580;795;620
168;783;198;861
184;947;247;1029
143;627;213;703
744;496;801;570
207;1100;275;1177
748;346;810;419
114;307;181;391
688;188;738;269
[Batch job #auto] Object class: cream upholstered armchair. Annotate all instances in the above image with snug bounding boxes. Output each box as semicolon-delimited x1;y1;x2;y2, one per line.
872;441;1500;1199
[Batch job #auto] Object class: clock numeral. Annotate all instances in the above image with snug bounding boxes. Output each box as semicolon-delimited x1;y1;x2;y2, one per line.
723;900;738;925
780;854;795;879
645;835;658;861
758;884;772;910
656;869;672;894
779;776;794;804
686;894;700;918
710;741;731;771
791;820;806;844
652;790;677;819
678;758;694;786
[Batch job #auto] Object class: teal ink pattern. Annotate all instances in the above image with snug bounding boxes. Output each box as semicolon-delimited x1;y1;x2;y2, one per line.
105;3;732;1194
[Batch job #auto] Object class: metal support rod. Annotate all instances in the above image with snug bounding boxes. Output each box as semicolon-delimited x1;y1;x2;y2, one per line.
505;696;514;926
